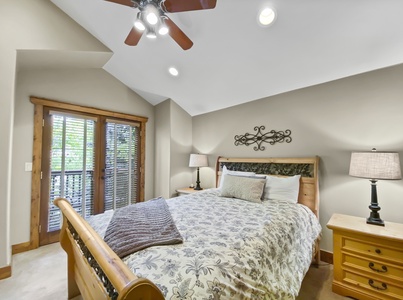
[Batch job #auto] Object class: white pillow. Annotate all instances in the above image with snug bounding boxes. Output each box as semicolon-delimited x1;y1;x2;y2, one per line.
218;165;255;189
263;175;301;203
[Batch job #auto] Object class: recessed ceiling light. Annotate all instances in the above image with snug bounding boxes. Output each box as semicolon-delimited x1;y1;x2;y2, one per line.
258;7;276;26
169;67;179;76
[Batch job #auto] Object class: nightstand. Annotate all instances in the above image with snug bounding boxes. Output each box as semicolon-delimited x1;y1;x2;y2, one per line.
176;187;203;196
327;213;403;300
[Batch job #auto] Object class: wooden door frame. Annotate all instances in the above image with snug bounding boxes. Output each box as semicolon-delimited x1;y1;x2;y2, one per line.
39;106;59;245
39;107;102;245
94;116;106;214
24;96;148;252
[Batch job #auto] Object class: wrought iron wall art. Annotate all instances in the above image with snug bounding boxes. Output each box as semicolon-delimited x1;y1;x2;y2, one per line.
234;125;292;151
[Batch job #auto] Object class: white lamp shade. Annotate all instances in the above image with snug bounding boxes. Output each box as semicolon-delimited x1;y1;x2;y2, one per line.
349;150;402;180
189;154;208;168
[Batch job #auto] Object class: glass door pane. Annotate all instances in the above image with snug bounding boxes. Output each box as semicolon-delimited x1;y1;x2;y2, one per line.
104;121;139;211
48;113;95;232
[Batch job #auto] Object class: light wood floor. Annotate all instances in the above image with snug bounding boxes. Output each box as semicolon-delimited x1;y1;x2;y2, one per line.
0;243;349;300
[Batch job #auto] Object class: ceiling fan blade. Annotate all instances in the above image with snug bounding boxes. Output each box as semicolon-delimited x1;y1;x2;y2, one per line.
163;0;216;13
165;17;193;50
104;0;134;7
125;27;143;46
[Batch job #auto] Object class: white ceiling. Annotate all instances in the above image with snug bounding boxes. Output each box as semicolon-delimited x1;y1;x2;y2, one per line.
51;0;403;116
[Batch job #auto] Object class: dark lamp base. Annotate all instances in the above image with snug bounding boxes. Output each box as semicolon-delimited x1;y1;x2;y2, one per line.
366;179;385;226
194;167;203;191
366;217;385;226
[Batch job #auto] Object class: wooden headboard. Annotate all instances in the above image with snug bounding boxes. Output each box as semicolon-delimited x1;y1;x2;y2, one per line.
216;156;320;218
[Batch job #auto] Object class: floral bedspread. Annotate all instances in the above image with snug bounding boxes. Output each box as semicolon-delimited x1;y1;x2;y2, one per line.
87;189;321;300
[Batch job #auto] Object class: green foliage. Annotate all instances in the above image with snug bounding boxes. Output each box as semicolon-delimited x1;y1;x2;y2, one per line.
50;115;95;171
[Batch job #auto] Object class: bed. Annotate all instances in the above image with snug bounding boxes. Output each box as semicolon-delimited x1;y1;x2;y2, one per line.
54;156;321;300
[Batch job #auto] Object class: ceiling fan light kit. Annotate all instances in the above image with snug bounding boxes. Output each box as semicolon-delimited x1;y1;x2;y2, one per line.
145;27;157;39
106;0;217;50
158;17;169;35
145;7;159;25
134;22;145;31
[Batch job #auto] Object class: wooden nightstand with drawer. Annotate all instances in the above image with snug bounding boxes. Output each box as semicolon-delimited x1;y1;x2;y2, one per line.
176;187;202;196
327;214;403;300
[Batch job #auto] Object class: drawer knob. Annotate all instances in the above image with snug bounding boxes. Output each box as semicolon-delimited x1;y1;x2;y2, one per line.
369;262;388;273
375;248;381;254
368;279;387;291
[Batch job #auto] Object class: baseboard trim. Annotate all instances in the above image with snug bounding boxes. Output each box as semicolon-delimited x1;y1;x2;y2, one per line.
0;265;11;280
320;249;333;264
12;241;33;255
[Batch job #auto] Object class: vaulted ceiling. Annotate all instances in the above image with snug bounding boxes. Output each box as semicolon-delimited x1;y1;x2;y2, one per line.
51;0;403;116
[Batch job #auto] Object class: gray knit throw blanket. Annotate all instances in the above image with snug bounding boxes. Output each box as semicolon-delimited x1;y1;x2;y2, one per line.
104;197;183;258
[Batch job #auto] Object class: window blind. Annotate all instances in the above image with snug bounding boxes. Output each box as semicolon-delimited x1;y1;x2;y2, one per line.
49;114;95;231
104;121;139;211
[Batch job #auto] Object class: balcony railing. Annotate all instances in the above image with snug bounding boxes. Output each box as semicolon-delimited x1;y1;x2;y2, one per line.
49;170;94;232
48;168;137;232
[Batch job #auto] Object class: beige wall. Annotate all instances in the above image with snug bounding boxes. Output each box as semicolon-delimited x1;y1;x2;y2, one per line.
193;63;403;252
155;100;193;198
170;101;193;195
155;100;172;198
0;50;15;269
11;68;155;246
0;0;111;268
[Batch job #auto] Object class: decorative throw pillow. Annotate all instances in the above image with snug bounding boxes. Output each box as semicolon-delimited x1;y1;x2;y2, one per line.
218;165;255;189
219;174;266;203
263;175;301;203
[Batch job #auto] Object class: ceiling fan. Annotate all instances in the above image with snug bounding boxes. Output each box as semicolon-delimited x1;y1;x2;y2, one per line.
105;0;217;50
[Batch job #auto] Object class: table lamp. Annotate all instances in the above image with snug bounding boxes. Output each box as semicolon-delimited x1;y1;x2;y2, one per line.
349;148;401;226
189;154;208;190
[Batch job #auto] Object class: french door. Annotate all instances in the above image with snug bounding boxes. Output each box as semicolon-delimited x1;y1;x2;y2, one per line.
39;107;142;245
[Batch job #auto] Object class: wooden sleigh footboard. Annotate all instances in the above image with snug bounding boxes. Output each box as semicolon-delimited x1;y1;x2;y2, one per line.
54;198;164;300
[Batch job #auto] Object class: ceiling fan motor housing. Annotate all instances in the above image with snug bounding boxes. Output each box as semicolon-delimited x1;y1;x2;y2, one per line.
107;0;217;50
